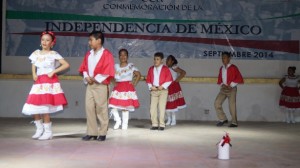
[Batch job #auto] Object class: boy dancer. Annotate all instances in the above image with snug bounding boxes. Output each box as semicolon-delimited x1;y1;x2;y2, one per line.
146;52;173;131
79;31;115;141
214;52;243;127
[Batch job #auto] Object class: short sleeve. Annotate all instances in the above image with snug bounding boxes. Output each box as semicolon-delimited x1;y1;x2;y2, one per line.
52;51;63;60
28;50;39;64
172;65;179;70
129;63;138;71
114;64;120;70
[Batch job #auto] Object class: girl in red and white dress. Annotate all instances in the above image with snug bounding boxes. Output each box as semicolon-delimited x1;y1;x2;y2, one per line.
109;49;141;130
279;66;300;124
165;55;186;126
22;31;70;140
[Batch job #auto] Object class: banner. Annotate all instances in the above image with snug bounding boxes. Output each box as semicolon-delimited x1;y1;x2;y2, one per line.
5;0;300;60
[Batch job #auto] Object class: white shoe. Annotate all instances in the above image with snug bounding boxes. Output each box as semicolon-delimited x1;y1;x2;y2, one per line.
32;120;44;139
171;120;176;126
111;109;121;130
170;113;176;126
165;112;171;125
122;111;129;130
38;122;52;140
166;118;171;125
289;110;296;124
284;110;291;124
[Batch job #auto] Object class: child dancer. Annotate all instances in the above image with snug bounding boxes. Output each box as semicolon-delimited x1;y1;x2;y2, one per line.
214;52;243;127
146;52;173;131
79;31;115;141
279;66;300;123
109;49;141;130
22;31;69;140
165;55;186;126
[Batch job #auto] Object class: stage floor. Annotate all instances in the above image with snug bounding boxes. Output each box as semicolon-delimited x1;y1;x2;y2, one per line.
0;118;299;168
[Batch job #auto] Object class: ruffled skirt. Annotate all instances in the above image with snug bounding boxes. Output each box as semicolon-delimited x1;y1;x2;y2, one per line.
22;75;68;115
166;82;186;112
279;87;300;109
108;81;139;111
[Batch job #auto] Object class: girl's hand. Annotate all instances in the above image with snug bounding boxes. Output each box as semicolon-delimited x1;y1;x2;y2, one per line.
33;74;38;81
130;81;137;87
48;71;55;78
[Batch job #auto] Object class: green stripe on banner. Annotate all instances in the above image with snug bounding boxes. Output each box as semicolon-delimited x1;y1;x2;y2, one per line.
6;10;300;23
5;10;227;23
263;13;300;21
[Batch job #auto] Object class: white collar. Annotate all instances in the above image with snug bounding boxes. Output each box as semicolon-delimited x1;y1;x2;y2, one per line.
90;47;104;55
223;63;232;69
155;64;163;69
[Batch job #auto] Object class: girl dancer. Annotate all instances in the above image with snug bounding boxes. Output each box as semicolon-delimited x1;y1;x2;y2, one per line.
165;55;186;126
109;49;141;130
22;31;69;140
279;66;300;123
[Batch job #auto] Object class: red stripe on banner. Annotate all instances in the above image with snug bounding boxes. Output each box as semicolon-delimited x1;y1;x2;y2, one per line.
12;32;299;54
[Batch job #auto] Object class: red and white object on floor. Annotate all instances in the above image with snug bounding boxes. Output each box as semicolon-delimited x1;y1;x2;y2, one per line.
218;132;232;160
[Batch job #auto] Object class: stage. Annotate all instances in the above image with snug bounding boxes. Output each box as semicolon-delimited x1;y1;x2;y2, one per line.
0;118;299;168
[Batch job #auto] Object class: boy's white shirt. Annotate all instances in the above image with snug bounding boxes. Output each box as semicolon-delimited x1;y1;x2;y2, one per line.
147;64;172;90
83;47;108;84
221;63;238;88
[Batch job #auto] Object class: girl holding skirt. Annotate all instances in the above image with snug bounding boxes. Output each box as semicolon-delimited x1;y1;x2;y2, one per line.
165;55;186;126
109;49;141;130
22;31;70;140
279;66;300;124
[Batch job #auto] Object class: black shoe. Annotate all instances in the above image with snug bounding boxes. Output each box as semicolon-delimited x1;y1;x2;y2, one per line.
97;135;106;141
228;123;238;127
82;135;97;141
150;127;159;130
158;127;164;131
216;120;228;127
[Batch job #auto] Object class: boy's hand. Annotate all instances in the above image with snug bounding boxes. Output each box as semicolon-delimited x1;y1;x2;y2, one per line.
221;84;227;89
151;86;158;91
85;77;94;85
158;86;164;90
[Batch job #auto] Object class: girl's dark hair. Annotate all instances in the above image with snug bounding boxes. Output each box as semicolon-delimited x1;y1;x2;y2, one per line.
119;48;128;56
89;31;105;45
288;66;296;72
167;55;178;66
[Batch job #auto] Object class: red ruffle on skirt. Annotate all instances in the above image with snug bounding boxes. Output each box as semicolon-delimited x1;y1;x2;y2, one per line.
25;74;68;106
109;81;139;110
279;87;300;108
166;81;186;112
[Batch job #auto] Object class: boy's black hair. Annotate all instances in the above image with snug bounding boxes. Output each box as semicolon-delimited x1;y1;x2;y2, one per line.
154;52;164;59
288;66;296;72
167;55;178;66
89;31;105;45
222;52;231;57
